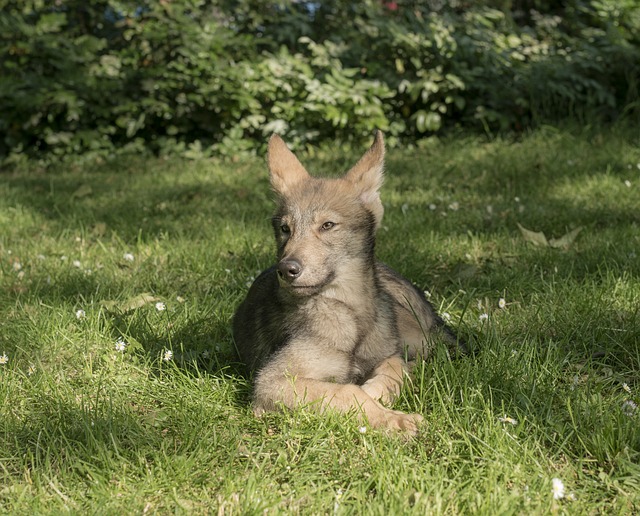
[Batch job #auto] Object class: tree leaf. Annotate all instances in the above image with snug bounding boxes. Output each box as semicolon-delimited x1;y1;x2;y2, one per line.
549;227;583;249
517;223;549;247
92;222;107;237
72;184;93;198
102;293;160;313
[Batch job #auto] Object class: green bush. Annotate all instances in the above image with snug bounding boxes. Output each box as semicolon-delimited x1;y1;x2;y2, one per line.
0;0;638;161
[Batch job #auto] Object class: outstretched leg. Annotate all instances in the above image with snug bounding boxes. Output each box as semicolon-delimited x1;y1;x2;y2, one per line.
254;372;423;434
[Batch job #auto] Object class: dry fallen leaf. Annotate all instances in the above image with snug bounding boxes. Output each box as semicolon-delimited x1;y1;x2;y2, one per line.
549;227;583;249
72;184;93;198
517;223;583;250
102;293;160;313
517;223;549;247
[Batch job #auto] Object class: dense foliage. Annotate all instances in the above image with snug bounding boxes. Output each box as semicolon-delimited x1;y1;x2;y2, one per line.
1;0;639;160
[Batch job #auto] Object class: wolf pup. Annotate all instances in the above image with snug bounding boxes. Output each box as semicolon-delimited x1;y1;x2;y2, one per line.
233;132;465;434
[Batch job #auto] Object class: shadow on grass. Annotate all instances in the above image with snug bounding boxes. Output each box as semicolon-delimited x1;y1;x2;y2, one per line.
2;158;271;243
3;387;248;481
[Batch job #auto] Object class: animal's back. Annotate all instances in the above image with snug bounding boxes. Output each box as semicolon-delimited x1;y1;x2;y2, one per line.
375;262;465;357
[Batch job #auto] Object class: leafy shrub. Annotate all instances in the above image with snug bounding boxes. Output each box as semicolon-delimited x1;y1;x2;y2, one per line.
0;0;638;162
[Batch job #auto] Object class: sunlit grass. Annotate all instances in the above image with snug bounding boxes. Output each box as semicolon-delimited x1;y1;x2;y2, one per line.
1;125;639;513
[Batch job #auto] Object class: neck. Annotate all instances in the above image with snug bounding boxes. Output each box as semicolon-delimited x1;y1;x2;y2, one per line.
320;258;378;307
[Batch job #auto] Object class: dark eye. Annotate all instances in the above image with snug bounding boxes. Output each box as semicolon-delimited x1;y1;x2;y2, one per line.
321;221;335;231
280;224;291;234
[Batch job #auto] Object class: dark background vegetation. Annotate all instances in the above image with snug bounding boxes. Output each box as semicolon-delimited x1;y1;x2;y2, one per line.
1;0;639;162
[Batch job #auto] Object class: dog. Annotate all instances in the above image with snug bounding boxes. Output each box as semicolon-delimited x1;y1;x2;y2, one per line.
233;131;465;434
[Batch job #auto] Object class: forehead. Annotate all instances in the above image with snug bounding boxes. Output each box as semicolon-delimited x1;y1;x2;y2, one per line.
275;177;361;220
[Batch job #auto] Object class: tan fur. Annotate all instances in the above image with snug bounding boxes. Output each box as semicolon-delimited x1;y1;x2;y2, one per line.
233;132;465;434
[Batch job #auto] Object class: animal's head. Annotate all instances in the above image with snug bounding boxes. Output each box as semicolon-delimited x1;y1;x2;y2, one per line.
267;132;385;296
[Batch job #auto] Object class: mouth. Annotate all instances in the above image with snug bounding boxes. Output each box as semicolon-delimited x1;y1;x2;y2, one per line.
278;272;335;295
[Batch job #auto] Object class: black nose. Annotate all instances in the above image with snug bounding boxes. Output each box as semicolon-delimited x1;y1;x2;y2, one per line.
277;259;302;282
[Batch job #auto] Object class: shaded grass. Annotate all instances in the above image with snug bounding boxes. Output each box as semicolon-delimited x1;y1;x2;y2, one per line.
1;125;639;513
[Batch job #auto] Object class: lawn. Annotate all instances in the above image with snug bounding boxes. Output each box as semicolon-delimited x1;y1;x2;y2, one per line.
1;125;639;514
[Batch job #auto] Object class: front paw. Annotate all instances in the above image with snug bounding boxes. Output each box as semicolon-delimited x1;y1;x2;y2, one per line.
361;378;400;405
386;410;424;435
369;409;424;436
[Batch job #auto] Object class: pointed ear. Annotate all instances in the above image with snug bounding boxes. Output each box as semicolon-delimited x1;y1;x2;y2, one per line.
267;134;309;195
345;131;385;224
345;130;385;198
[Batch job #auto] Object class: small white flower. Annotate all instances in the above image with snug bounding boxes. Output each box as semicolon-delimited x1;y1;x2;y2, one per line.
622;400;637;416
479;313;489;322
224;268;231;274
423;290;432;298
622;383;632;394
552;478;565;500
637;163;640;170
0;353;8;365
566;492;577;501
75;309;86;319
12;262;22;271
123;253;135;262
514;196;521;203
448;201;460;211
17;271;25;280
60;255;68;261
498;298;507;309
428;203;437;211
441;312;452;323
163;350;173;361
155;302;166;312
176;296;185;303
624;180;632;188
498;415;517;425
37;254;46;260
358;426;367;434
115;338;126;352
73;260;82;268
27;363;36;375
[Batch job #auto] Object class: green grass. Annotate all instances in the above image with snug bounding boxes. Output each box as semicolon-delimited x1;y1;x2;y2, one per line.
1;125;639;514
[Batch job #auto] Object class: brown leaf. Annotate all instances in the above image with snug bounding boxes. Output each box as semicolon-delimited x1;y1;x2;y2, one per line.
517;223;549;247
549;227;583;250
72;184;93;198
102;293;160;313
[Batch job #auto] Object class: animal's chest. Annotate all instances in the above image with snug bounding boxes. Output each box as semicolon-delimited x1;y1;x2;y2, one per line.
298;297;396;382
